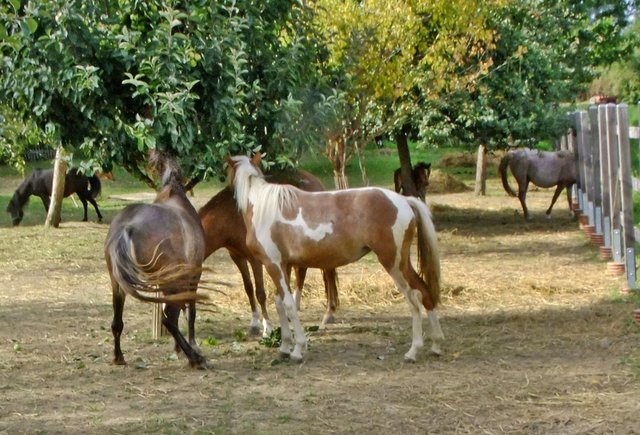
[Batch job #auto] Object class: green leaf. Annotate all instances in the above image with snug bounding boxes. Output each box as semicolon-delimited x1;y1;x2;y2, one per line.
26;18;38;33
9;0;20;12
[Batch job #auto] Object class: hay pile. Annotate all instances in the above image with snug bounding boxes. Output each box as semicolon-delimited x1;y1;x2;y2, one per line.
439;150;505;169
428;169;471;193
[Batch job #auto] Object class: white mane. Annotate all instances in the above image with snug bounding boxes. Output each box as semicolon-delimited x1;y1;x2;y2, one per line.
230;156;296;232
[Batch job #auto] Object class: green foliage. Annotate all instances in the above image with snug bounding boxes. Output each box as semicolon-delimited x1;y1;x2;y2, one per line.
417;0;635;150
0;0;326;183
259;327;281;348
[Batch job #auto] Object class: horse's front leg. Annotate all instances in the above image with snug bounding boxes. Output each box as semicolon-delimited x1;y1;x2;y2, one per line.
266;263;306;362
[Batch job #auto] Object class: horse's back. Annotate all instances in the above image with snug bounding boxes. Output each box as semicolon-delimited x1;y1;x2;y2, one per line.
270;187;416;268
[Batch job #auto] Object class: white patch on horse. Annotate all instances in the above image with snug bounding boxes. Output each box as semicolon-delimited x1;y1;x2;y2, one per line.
280;208;333;241
381;190;414;268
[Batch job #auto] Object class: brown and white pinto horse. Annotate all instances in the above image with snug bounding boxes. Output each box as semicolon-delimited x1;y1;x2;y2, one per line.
198;170;339;337
225;154;444;362
104;150;209;368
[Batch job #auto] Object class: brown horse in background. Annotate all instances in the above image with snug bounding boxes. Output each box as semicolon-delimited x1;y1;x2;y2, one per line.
394;161;431;201
499;148;576;220
104;150;209;368
199;169;339;336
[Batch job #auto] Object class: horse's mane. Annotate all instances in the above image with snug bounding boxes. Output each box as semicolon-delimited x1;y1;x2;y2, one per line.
148;150;184;191
230;156;296;230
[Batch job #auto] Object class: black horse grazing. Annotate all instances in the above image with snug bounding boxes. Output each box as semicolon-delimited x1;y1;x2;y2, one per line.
104;150;209;369
6;168;102;226
394;161;431;201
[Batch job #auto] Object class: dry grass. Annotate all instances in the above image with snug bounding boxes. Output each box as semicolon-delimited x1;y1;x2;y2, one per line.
0;176;639;434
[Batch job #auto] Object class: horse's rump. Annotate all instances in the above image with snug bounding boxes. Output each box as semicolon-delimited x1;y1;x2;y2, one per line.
105;204;206;303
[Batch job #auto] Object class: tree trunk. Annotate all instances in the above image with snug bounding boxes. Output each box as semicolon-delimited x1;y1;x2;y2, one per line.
474;144;487;196
395;124;417;196
326;137;349;189
45;146;67;228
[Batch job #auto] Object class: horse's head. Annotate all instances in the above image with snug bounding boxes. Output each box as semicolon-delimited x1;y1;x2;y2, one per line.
224;153;265;213
224;153;263;185
6;194;24;226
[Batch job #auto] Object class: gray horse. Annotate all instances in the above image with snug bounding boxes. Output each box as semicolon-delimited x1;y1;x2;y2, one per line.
499;148;576;220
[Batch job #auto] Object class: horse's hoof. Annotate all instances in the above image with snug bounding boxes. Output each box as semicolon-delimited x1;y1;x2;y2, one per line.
290;355;304;364
403;355;417;363
248;325;262;336
430;344;443;356
190;357;211;370
112;357;126;366
279;351;291;361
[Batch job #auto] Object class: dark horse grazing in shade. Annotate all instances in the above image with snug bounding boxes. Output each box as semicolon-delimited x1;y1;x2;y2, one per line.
104;150;209;369
6;168;103;226
199;170;339;337
499;148;577;220
226;154;443;362
394;162;431;201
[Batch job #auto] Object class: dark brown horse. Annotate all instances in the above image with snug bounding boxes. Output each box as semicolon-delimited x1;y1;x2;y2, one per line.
6;167;102;226
394;161;431;201
104;151;209;368
499;148;576;220
226;154;443;363
199;169;339;336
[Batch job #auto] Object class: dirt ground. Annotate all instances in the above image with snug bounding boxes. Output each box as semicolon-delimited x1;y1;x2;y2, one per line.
1;177;639;434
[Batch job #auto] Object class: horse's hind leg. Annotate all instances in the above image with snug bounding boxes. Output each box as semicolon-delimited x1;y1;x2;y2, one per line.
293;266;307;310
230;253;264;336
80;198;89;221
110;282;126;365
517;183;530;220
545;184;565;218
320;269;338;329
87;196;103;222
162;303;208;369
186;301;196;347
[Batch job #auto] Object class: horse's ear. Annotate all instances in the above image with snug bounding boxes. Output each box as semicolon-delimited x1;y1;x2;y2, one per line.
251;153;262;167
224;155;234;167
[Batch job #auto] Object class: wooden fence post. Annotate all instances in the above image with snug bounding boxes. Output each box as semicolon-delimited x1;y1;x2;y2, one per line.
152;304;167;339
574;112;588;213
605;104;623;263
616;104;637;288
598;105;613;256
588;106;603;235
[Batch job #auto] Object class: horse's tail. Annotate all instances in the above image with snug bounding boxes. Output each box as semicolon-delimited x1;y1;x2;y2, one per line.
106;228;207;304
499;153;517;197
88;174;102;199
407;197;441;307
